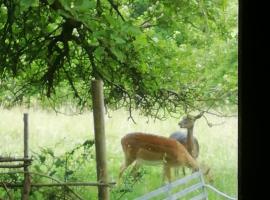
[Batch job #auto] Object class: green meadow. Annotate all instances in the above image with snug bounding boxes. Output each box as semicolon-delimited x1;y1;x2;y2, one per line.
0;107;237;199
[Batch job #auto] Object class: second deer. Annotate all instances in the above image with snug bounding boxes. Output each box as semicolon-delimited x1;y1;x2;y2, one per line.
169;113;203;176
171;112;212;180
177;112;204;156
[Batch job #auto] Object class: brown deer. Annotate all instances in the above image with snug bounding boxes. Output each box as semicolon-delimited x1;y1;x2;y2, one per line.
119;132;199;183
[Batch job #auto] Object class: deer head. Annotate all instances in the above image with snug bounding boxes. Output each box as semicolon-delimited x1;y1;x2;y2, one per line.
178;112;204;129
177;112;204;157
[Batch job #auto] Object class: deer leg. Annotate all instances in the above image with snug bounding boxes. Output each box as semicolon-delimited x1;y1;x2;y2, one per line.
118;156;135;181
163;165;171;183
130;161;141;179
119;163;127;180
182;167;186;176
174;167;179;177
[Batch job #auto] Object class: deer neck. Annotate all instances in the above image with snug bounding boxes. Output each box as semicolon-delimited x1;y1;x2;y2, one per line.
186;126;194;154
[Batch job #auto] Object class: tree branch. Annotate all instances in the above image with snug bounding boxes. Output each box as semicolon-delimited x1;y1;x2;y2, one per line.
106;0;125;21
63;59;85;105
96;0;103;16
202;115;226;127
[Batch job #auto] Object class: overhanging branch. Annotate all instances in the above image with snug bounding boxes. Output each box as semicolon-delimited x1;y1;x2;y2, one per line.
106;0;125;21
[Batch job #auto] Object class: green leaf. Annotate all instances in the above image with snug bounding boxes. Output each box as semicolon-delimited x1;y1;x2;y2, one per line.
134;34;147;46
83;139;95;147
56;9;73;19
122;24;141;36
94;47;105;59
74;0;95;12
38;155;46;163
20;0;39;12
47;0;55;4
114;36;126;45
46;148;55;157
55;158;64;167
65;170;74;177
93;30;108;39
46;23;58;32
34;165;42;173
49;170;57;176
59;0;71;10
111;47;126;62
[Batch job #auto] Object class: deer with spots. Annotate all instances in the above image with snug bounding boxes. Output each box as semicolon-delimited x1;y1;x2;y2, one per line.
119;132;199;182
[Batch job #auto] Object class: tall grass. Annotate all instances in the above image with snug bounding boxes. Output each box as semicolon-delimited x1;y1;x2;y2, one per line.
0;107;237;199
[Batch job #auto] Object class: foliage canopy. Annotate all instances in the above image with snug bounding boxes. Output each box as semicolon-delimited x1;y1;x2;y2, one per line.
0;0;237;118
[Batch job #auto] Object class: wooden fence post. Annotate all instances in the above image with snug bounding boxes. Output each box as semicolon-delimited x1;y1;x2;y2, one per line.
22;113;31;200
92;79;109;200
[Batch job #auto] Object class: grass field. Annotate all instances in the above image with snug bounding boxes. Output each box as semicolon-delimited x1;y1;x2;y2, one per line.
0;106;237;199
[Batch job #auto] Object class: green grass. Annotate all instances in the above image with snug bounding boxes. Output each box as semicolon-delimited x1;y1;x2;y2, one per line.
0;107;237;199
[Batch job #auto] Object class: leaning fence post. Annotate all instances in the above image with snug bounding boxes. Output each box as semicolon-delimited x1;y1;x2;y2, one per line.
22;113;31;200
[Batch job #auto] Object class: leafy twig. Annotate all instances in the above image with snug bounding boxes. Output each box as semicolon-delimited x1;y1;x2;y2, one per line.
1;171;84;200
1;181;13;200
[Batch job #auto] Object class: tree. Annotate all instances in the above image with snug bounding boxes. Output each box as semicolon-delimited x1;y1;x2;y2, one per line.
0;0;238;119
